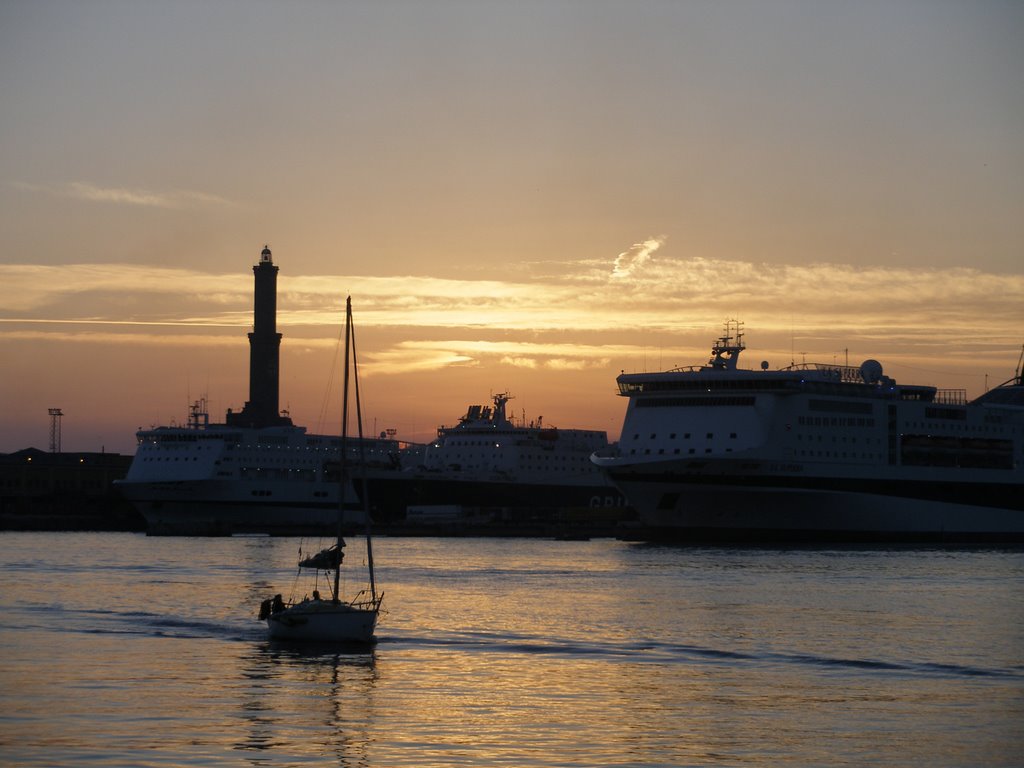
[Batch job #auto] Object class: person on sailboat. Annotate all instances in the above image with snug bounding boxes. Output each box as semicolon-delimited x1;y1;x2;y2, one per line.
259;594;287;620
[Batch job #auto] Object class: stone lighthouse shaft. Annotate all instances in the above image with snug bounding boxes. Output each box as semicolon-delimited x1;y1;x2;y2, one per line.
226;246;293;428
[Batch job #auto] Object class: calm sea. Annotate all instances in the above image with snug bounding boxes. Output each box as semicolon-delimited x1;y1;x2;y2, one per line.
1;532;1022;767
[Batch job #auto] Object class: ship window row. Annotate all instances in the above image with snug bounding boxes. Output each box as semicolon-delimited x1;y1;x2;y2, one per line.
440;453;590;463
141;442;214;451
146;433;239;444
808;399;873;415
634;447;737;456
239;467;318;480
902;420;1009;434
252;436;289;446
798;450;881;461
797;434;879;446
232;457;325;466
142;454;327;466
635;396;756;408
900;434;1014;469
924;407;967;421
222;442;393;453
620;380;785;394
441;438;591;449
798;382;926;400
798;416;875;428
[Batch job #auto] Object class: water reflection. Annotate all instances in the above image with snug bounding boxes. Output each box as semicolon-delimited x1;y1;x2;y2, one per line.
3;533;1020;767
237;643;378;766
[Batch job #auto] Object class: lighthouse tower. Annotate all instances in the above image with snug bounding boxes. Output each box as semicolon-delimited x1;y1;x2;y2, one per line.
226;245;293;428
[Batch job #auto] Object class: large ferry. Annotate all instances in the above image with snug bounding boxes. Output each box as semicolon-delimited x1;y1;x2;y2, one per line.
592;321;1024;542
118;398;409;535
366;392;626;520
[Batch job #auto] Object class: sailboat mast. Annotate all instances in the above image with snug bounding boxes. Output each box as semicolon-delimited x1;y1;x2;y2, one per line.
334;296;353;604
350;309;377;601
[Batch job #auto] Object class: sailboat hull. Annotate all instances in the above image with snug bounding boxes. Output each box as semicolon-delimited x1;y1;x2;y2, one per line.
266;601;378;644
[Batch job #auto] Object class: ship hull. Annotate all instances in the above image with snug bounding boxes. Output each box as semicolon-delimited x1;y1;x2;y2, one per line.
595;322;1024;544
119;480;341;536
364;474;627;515
267;603;378;644
121;474;628;536
606;468;1024;543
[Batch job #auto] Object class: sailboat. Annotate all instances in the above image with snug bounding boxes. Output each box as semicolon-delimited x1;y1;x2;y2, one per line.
258;297;383;643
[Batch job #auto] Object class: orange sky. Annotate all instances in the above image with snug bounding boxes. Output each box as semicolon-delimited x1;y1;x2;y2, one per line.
2;2;1022;454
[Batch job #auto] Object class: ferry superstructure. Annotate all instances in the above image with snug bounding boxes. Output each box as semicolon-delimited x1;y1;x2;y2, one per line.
592;321;1024;541
119;399;406;535
368;392;625;514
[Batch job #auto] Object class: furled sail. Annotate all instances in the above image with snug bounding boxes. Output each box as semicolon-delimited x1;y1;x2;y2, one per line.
298;542;344;570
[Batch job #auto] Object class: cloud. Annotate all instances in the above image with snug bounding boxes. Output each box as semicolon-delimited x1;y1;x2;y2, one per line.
0;328;243;347
3;257;1022;384
362;344;478;375
67;182;171;207
500;356;539;369
363;339;643;376
5;259;1023;336
611;236;666;278
0;264;245;314
546;357;605;371
11;181;234;209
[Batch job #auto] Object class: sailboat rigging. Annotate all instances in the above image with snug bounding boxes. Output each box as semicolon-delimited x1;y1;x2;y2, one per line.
258;297;383;643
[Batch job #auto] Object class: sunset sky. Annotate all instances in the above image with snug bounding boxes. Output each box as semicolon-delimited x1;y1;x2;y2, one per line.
2;1;1022;454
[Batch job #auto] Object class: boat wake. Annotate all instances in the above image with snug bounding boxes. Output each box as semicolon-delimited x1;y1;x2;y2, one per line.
22;604;263;643
21;604;1019;681
381;628;1024;681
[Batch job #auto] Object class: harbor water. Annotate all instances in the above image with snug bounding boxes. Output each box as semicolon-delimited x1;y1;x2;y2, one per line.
1;532;1022;767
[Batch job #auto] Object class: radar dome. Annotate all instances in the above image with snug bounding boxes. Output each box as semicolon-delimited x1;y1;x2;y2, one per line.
859;359;883;384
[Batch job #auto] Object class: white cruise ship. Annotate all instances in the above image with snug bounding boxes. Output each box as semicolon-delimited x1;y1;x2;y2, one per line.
368;392;625;517
118;399;408;535
592;321;1024;542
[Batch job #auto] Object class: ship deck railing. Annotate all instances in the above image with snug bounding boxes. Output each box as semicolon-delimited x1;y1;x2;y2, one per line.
933;389;968;405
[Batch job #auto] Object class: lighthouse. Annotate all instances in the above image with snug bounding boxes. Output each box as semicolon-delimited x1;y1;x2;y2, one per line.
226;245;293;428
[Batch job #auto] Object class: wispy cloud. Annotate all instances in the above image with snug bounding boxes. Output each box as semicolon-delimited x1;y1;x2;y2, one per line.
0;328;243;347
11;181;234;209
611;236;666;278
362;339;626;376
0;264;244;314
